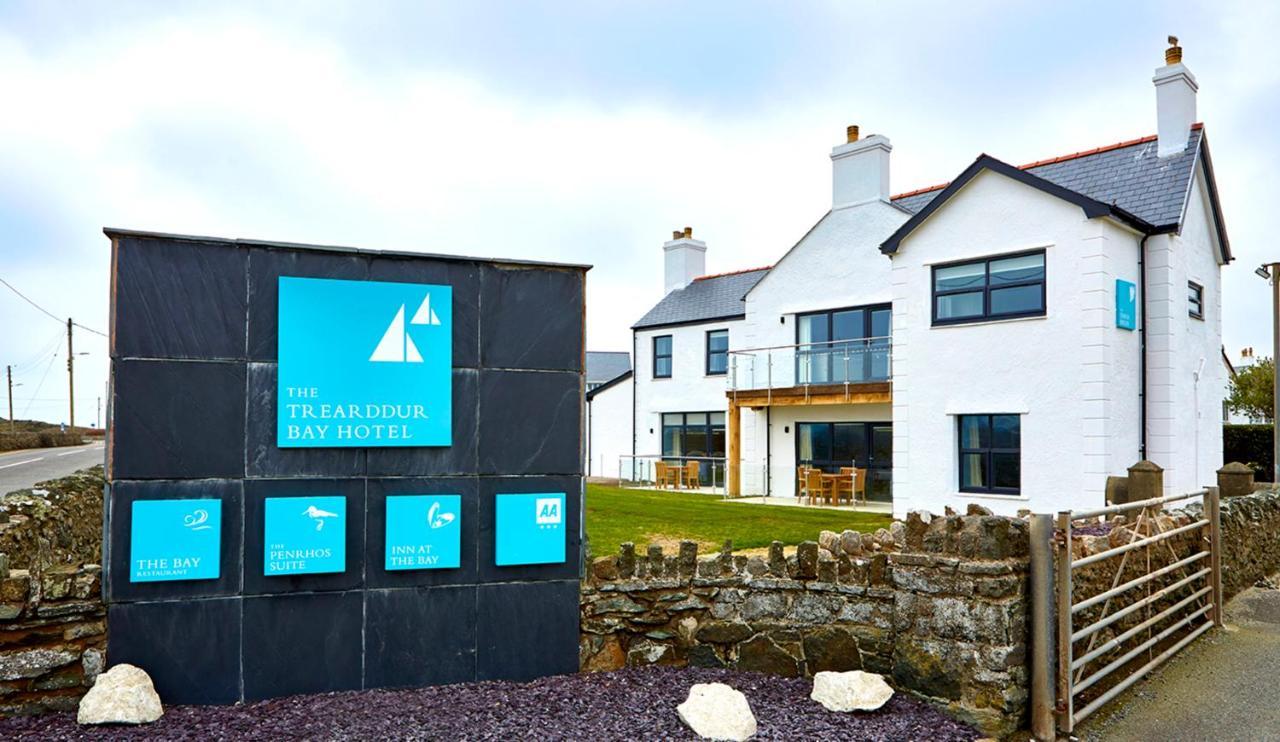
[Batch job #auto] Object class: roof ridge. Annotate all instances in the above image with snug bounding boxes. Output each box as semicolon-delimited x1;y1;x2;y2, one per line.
691;265;773;282
890;123;1205;201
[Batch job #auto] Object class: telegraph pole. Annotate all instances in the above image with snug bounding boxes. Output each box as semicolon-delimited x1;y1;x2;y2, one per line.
67;317;75;430
6;365;13;434
1272;263;1280;482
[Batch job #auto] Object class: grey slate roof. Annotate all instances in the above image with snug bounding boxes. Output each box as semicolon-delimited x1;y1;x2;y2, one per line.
586;351;631;385
632;268;770;330
892;128;1203;229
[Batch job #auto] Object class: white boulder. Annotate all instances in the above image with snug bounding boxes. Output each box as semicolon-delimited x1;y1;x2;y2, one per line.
677;682;757;741
810;670;894;712
77;664;164;725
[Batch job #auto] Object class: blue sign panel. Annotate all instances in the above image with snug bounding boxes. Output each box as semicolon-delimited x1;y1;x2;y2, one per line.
385;495;462;570
495;492;566;566
1116;278;1137;330
264;496;346;576
277;276;452;448
130;499;221;582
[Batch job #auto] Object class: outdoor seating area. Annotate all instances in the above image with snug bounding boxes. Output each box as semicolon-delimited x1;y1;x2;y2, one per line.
654;460;701;490
796;465;867;507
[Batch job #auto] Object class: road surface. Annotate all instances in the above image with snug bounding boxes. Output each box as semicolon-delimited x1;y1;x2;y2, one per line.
0;442;105;495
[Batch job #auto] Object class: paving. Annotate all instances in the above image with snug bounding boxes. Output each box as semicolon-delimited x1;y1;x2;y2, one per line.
0;443;105;494
1077;580;1280;741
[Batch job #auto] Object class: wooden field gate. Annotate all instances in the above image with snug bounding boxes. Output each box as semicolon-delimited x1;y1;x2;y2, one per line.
1028;489;1223;739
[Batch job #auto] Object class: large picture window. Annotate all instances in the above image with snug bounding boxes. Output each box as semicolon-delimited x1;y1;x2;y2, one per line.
933;250;1045;325
662;411;726;485
957;414;1021;494
796;304;890;384
706;329;729;375
796;421;893;502
653;335;672;378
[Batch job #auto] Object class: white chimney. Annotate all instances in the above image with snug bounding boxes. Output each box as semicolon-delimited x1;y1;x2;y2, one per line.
663;227;706;294
831;125;892;209
1153;36;1197;158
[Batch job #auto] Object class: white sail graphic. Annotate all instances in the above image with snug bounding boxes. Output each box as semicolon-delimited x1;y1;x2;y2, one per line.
410;294;441;326
369;305;424;363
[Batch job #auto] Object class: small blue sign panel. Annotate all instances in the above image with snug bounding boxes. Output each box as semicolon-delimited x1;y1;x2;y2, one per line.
495;492;566;566
385;495;462;570
264;496;346;576
277;276;453;448
1116;278;1137;330
130;499;221;582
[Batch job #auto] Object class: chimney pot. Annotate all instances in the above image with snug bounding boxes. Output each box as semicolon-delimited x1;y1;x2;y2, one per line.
1165;35;1182;65
672;230;683;240
683;226;693;239
846;125;860;143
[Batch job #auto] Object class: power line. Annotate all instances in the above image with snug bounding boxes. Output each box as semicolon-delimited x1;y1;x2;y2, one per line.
0;277;107;337
21;350;59;418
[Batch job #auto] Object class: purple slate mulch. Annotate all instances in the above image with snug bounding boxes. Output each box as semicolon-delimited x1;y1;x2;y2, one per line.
1;666;978;741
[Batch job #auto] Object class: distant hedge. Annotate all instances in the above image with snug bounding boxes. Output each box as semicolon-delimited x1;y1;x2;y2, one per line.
1224;424;1275;483
0;430;84;453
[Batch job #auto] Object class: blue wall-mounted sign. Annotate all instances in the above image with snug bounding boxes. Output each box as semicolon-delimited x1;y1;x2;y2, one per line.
385;495;462;570
1116;278;1137;331
264;496;346;576
495;492;566;566
130;499;222;582
277;276;453;448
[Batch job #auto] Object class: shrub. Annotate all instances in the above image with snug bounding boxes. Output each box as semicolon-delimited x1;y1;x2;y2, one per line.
1224;424;1275;482
0;433;42;452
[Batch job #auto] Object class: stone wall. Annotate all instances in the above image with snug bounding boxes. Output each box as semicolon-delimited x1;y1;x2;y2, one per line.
0;466;105;570
1218;487;1280;597
581;507;1031;737
0;556;106;715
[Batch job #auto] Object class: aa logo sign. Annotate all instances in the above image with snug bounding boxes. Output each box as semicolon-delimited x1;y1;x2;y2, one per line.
276;277;453;448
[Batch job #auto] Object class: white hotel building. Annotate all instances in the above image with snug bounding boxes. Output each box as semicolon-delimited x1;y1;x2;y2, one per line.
610;44;1232;518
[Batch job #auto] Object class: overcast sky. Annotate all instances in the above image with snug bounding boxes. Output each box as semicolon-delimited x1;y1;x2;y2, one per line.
1;1;1275;425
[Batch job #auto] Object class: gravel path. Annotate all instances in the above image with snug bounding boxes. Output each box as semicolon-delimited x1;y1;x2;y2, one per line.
1;666;977;741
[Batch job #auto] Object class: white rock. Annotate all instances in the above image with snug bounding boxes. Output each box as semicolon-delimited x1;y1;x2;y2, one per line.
77;664;163;725
810;670;894;712
677;682;757;741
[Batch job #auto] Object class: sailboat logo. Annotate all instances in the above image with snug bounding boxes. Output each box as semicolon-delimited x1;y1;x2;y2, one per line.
369;294;441;363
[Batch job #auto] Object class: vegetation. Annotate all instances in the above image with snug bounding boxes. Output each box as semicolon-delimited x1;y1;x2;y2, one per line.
584;482;892;555
1227;357;1275;423
0;417;91;452
1224;423;1275;483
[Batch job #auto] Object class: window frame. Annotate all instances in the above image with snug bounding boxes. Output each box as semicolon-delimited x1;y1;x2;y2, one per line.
931;249;1047;327
652;335;673;379
957;414;1022;495
794;302;891;383
705;329;729;376
1188;281;1204;320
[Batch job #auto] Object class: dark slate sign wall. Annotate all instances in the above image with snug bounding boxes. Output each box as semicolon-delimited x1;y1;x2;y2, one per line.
103;229;587;704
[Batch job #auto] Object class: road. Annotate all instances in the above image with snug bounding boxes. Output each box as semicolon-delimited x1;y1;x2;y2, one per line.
0;442;105;495
1078;580;1280;741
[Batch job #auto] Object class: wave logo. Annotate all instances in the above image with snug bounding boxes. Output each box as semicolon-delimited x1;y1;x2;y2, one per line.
535;498;562;527
183;509;212;531
369;294;441;363
427;501;455;530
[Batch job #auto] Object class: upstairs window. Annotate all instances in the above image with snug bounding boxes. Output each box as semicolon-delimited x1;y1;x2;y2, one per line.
933;250;1046;325
653;335;673;378
706;329;729;375
1188;281;1204;320
958;414;1021;494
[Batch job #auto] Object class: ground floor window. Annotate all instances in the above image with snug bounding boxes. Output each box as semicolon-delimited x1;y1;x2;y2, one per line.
795;421;892;502
661;412;726;485
957;414;1021;494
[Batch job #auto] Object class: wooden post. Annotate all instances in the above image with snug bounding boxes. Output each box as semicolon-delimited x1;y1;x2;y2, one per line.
1055;511;1074;734
727;401;741;497
1207;487;1223;626
1029;514;1057;741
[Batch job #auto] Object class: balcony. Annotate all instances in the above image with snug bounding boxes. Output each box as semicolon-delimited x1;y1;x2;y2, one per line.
726;337;892;407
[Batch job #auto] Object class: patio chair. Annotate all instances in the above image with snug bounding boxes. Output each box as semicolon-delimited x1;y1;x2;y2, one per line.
803;468;833;506
684;460;700;490
836;467;856;506
852;467;869;506
654;461;674;489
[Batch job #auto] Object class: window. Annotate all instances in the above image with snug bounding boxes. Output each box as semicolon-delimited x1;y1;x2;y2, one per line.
662;412;727;485
1188;281;1204;320
653;335;672;378
796;304;891;383
933;250;1045;325
796;421;893;502
957;414;1021;494
706;329;729;375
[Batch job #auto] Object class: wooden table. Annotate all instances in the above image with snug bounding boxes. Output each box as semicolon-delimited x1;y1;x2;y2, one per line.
818;472;851;506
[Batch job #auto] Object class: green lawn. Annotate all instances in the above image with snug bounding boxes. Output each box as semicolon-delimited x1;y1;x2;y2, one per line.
584;483;892;557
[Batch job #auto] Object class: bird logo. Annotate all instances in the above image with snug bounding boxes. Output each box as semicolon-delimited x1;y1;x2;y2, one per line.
302;504;340;531
427;501;455;530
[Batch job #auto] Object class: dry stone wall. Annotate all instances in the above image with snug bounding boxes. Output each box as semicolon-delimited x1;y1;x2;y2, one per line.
581;507;1031;737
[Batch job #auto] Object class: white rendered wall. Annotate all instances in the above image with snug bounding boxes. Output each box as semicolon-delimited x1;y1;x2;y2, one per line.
586;375;633;478
633;320;741;459
889;171;1146;518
